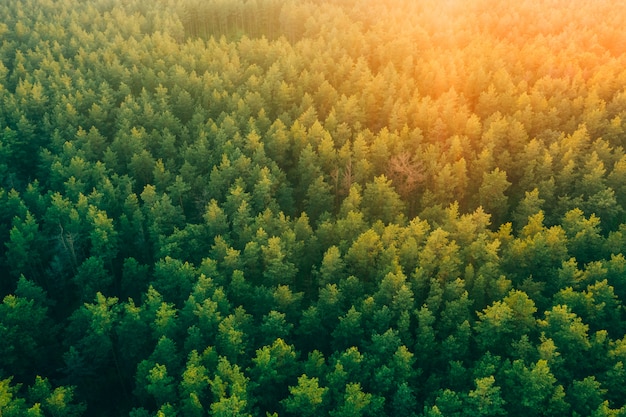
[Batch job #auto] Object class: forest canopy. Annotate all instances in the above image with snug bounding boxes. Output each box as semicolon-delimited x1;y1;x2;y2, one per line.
2;0;626;415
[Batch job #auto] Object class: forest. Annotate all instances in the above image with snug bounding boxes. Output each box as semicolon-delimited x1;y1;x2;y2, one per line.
2;0;626;415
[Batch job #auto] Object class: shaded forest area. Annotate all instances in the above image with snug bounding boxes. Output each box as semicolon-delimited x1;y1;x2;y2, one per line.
2;0;626;415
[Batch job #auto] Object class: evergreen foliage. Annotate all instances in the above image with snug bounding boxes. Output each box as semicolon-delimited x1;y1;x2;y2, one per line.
2;0;626;415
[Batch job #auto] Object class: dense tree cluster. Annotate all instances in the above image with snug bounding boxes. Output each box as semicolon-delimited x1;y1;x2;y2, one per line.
2;0;626;415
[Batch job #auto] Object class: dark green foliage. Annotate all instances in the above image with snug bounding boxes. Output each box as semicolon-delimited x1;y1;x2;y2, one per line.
0;278;57;381
2;0;626;415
